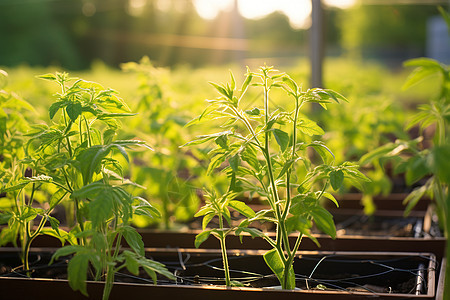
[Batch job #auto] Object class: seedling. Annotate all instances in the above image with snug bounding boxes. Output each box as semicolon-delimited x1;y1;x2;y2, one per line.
186;66;369;289
0;72;175;299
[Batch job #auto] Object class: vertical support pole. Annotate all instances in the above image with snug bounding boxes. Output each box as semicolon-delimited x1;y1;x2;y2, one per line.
310;0;324;89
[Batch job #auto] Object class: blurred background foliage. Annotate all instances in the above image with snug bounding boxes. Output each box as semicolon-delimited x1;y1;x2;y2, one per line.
1;0;449;227
0;0;443;69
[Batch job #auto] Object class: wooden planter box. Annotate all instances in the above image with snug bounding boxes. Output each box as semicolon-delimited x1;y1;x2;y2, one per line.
0;247;437;300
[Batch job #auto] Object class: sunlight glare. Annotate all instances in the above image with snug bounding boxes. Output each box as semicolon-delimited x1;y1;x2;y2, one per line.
128;0;147;16
193;0;356;29
238;0;311;29
324;0;356;9
193;0;234;20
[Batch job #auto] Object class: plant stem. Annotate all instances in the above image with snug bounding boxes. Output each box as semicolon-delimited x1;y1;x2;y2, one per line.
219;234;231;287
218;213;231;286
103;263;115;300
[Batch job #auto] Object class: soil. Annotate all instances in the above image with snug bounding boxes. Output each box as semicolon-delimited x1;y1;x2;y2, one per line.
0;248;434;297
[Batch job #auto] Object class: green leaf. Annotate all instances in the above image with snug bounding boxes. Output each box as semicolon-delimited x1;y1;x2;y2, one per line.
134;198;161;219
281;75;298;93
310;206;336;238
276;158;295;180
240;144;260;172
215;135;228;149
123;250;140;275
182;130;233;147
67;253;91;296
195;206;215;217
202;213;215;230
297;118;324;136
272;128;289;152
241;69;253;94
405;155;430;185
359;142;397;165
48;101;64;119
103;129;116;145
195;230;212;248
37;73;57;82
207;153;227;175
88;188;115;228
228;200;255;218
329;170;344;191
245;107;260;116
0;212;13;224
210;82;230;99
431;145;450;184
235;227;264;239
263;249;295;289
47;216;60;235
402;58;444;90
321;192;339;208
139;256;176;282
66;102;82;122
403;185;428;217
51;245;84;264
285;216;319;246
77;145;111;184
121;225;144;256
309;141;334;164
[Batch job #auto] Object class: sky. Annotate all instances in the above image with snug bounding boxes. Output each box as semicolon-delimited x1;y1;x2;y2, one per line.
192;0;356;29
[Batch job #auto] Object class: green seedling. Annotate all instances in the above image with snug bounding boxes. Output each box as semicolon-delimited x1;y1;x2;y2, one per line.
0;72;175;299
360;7;450;299
185;65;369;289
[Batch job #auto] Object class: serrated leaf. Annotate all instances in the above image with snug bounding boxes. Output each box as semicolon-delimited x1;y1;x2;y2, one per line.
263;248;295;289
235;227;264;238
49;101;64;120
240;144;260;172
210;82;229;99
207;153;227;175
310;206;336;238
403;185;427;217
47;215;60;235
297;118;324;136
228;200;255;218
66;102;82;122
215;135;228;149
245;107;260;116
67;253;91;296
359;142;397;165
88;188;115;228
123;250;140;275
139;256;176;282
195;230;211;248
309;141;334;164
51;245;84;263
121;225;144;256
103;129;116;145
329;170;344;191
0;212;13;224
202;212;215;230
272;128;289;152
182;130;233;147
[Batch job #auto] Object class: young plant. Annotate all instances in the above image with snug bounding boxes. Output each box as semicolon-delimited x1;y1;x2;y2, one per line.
194;189;255;287
360;8;450;298
121;57;200;229
185;66;369;289
0;72;174;299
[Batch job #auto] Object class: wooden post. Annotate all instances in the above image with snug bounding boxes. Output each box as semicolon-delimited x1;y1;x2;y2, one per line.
310;0;324;89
